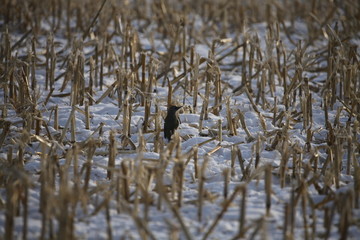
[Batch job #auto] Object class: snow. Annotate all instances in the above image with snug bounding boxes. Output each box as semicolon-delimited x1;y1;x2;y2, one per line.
1;3;360;240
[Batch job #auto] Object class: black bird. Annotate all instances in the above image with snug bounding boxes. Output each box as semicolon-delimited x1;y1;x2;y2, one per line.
164;105;182;141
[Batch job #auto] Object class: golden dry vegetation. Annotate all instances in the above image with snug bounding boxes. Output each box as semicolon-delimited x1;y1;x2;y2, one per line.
1;0;360;239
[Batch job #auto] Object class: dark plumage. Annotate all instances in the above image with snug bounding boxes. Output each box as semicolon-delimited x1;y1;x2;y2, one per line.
164;105;182;141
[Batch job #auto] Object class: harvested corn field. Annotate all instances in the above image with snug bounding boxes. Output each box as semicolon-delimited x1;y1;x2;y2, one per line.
0;0;360;239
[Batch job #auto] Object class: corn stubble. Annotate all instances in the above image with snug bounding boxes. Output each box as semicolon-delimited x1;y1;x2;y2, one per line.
0;0;360;239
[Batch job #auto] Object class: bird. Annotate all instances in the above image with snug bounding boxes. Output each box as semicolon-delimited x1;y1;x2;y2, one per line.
164;105;182;141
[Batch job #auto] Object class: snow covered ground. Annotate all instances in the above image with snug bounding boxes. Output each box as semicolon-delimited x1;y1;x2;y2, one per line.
0;1;360;239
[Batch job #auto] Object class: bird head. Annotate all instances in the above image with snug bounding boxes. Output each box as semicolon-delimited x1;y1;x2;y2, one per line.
168;105;182;113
